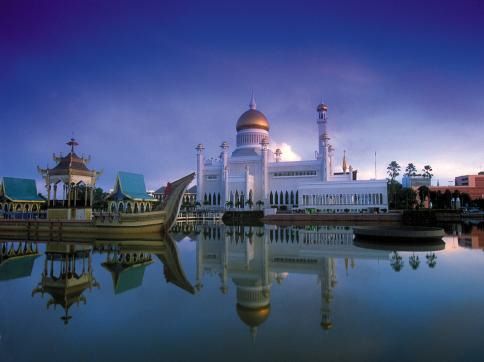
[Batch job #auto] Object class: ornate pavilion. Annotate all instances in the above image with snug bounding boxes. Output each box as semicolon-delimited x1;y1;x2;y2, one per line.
38;138;101;220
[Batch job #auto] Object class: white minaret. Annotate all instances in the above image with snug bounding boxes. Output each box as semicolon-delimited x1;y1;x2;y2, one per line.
317;103;330;182
328;144;335;176
260;137;269;204
196;144;205;205
320;257;335;330
220;141;229;205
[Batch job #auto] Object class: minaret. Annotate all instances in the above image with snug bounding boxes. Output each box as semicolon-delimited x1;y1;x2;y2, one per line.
260;138;269;204
328;144;335;176
220;142;229;205
320;257;334;330
317;103;330;182
196;144;205;205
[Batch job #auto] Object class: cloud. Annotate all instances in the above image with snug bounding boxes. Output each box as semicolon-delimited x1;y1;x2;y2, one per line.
271;142;302;162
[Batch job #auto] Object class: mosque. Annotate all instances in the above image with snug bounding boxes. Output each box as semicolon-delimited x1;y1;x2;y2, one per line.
196;96;388;212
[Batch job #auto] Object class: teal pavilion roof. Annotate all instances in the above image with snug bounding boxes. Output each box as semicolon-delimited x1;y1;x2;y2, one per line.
103;261;152;295
0;177;45;202
0;254;40;281
110;171;156;201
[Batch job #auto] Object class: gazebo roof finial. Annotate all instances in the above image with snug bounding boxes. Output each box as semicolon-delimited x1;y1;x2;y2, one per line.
66;138;79;153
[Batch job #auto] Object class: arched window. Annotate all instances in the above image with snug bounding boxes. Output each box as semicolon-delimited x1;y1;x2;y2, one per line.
208;193;212;205
274;192;278;204
134;203;139;213
140;204;145;213
111;203;116;213
280;191;284;205
296;191;299;206
217;193;221;205
118;203;124;212
270;191;274;205
285;191;289;205
126;203;132;213
213;192;216;205
290;191;294;205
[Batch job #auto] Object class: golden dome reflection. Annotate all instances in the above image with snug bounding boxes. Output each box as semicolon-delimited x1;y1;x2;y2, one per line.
236;109;270;132
236;304;271;328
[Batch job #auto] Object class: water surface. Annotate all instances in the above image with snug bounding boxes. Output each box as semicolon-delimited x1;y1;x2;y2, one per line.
1;222;483;362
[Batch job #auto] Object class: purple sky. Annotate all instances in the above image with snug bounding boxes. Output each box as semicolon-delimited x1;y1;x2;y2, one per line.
1;0;483;191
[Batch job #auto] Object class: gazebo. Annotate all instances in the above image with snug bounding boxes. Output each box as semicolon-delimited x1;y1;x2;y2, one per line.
38;138;101;220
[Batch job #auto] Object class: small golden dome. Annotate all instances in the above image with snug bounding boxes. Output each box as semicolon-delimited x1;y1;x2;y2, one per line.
236;304;271;327
317;103;328;112
321;321;333;330
236;109;270;132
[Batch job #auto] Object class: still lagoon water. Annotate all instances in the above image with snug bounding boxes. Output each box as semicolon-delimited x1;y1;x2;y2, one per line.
1;222;484;362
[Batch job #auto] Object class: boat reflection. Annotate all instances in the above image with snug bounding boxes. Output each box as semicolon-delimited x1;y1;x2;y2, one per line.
0;233;194;324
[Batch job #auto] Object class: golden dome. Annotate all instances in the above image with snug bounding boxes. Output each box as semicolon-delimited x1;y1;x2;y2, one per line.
321;321;333;330
236;304;271;327
236;109;270;132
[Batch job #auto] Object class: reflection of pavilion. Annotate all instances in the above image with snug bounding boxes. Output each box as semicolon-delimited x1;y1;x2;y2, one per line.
101;247;154;295
32;243;99;324
193;224;388;337
0;241;39;281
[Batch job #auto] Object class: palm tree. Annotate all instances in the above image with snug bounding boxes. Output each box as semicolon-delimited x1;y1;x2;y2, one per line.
387;161;401;208
409;253;420;270
387;161;401;183
418;185;430;207
390;251;404;272
245;199;254;209
256;200;264;210
225;200;233;209
422;165;433;179
405;163;418;177
426;253;437;268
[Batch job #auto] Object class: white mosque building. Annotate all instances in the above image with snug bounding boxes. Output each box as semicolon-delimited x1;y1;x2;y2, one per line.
196;96;388;213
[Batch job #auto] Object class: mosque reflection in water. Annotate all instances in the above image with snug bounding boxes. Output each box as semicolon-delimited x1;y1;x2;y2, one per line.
171;222;445;336
0;223;448;332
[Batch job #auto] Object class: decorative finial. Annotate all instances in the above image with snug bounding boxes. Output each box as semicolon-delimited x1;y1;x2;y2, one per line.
66;138;79;153
249;91;256;110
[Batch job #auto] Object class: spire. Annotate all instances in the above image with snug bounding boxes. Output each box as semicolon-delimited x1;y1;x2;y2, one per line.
342;150;347;173
249;92;256;110
66;138;78;154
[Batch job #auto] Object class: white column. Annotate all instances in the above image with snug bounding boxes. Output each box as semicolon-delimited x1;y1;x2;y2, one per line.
196;144;205;205
261;138;269;203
